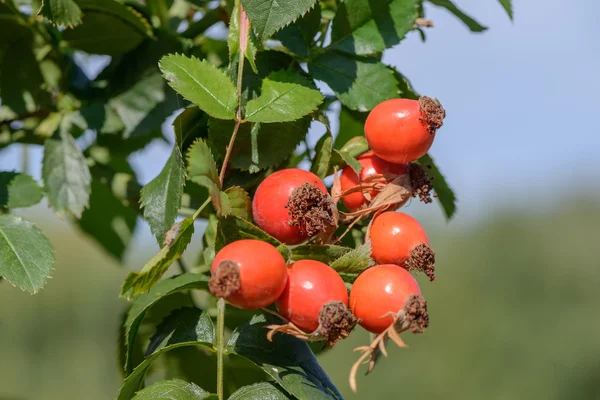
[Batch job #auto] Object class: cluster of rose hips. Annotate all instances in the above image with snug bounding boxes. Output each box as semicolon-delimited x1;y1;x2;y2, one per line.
209;97;445;391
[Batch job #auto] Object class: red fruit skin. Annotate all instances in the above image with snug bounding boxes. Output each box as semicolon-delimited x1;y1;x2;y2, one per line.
370;211;429;266
350;264;421;334
252;168;328;245
276;260;348;332
211;239;288;309
365;98;434;163
340;151;409;212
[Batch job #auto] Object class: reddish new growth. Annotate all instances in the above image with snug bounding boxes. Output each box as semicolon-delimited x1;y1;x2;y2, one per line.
419;96;446;134
406;243;436;281
208;260;240;298
401;294;429;333
287;182;337;237
318;301;359;347
409;163;433;204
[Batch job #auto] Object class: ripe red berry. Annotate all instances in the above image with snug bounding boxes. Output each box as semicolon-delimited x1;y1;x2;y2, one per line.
350;265;422;334
210;239;287;309
252;168;335;245
276;260;349;332
370;211;435;280
365;97;445;163
340;151;409;212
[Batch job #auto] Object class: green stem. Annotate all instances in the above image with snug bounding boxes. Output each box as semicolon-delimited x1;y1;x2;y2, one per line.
193;197;211;219
216;297;226;400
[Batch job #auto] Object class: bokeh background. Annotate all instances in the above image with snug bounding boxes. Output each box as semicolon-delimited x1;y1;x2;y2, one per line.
2;0;600;399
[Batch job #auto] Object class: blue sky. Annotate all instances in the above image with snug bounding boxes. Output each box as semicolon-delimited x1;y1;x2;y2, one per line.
1;0;599;226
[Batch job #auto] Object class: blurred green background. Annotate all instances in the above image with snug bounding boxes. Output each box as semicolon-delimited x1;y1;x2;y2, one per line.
2;196;599;400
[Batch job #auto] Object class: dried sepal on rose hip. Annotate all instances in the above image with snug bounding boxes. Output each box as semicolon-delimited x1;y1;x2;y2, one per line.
370;211;436;281
252;168;338;245
266;260;358;346
348;265;429;393
365;96;446;164
209;239;288;309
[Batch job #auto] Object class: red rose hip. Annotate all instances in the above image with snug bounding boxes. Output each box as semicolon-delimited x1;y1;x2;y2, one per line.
252;168;336;245
370;211;436;280
365;97;445;163
276;260;349;332
209;239;288;309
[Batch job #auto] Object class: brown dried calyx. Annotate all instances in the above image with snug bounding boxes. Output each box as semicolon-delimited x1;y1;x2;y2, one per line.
419;96;446;134
265;301;358;347
349;295;429;393
409;163;433;204
319;301;359;347
208;260;240;298
287;183;337;237
406;243;436;281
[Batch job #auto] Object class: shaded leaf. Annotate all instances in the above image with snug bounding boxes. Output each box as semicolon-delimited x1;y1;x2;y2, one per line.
79;178;137;260
160;54;238;120
329;136;369;175
417;153;457;220
132;379;216;400
311;132;333;179
173;107;209;152
186;139;226;214
245;70;324;123
208;117;310;171
309;53;398;111
42;118;91;218
0;172;43;209
392;68;420;100
329;242;373;280
118;308;215;400
123;272;209;373
63;0;152;55
216;215;290;260
276;5;321;57
229;382;291;400
330;0;418;55
140;146;185;245
428;0;487;32
121;217;196;299
227;313;343;400
224;186;252;221
334;106;367;149
290;244;352;263
0;215;55;294
240;0;318;40
38;0;82;28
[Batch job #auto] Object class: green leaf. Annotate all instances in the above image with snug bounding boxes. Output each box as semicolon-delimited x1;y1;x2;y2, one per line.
334;106;367;149
311;132;333;179
498;0;513;20
216;215;290;260
62;0;152;55
140;146;185;245
392;68;420;100
159;54;238;120
42;119;91;218
0;215;55;294
38;0;83;28
245;70;324;123
186;139;227;214
329;242;373;281
290;244;352;263
224;186;252;221
309;53;398;111
132;379;216;400
417;153;457;220
118;308;215;400
78;178;137;260
109;72;179;139
329;0;418;55
173;107;209;152
123;272;209;373
229;0;259;72
229;382;291;400
228;313;343;400
121;217;197;299
0;172;44;209
240;0;318;40
428;0;487;32
276;5;321;57
208;117;309;171
329;136;369;175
